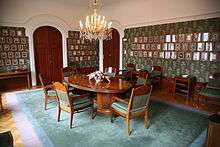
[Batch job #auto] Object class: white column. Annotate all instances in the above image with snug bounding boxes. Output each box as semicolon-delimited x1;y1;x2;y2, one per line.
99;39;104;72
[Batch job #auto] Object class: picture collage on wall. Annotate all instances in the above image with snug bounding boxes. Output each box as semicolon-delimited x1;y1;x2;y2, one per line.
0;26;30;72
129;32;220;62
67;31;99;63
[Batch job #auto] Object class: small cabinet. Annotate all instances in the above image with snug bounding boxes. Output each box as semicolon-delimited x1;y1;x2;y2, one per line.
174;76;196;100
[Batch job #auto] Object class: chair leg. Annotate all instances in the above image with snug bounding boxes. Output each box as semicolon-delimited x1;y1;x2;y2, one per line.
57;107;61;122
144;109;150;129
111;113;115;123
44;97;48;110
69;113;73;129
91;105;96;119
126;116;131;136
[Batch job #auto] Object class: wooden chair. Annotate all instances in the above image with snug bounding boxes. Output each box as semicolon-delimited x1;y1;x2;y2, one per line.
120;63;137;81
111;84;153;135
198;73;220;105
104;67;117;77
39;74;57;110
53;82;95;128
148;66;163;88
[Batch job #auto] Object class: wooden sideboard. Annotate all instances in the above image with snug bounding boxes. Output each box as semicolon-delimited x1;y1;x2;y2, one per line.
0;70;31;90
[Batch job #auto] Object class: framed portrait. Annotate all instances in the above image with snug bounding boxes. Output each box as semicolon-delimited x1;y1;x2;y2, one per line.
9;30;16;36
68;51;72;56
19;59;25;65
134;37;138;43
205;42;213;51
201;52;208;61
171;52;177;59
163;43;168;51
210;52;217;61
4;44;10;51
2;29;9;36
153;51;159;58
145;44;150;50
186;34;192;42
160;35;165;42
177;52;184;59
15;52;21;58
193;33;202;42
172;35;176;42
21;52;28;58
138;51;143;57
214;42;220;51
189;43;197;51
193;52;200;61
148;52;153;58
141;44;145;50
175;43;181;51
202;32;209;41
178;34;185;42
148;36;153;43
151;44;157;50
154;36;160;43
0;37;5;44
12;59;18;65
138;37;143;43
165;35;171;42
211;32;219;41
143;51;148;57
75;56;79;61
134;51;138;57
11;44;17;51
20;37;27;44
185;52;192;60
159;52;164;58
144;37;148;43
182;43;188;51
5;59;12;65
165;51;171;59
8;52;14;58
6;37;13;44
77;39;81;44
0;45;2;51
157;44;161;50
80;56;83;61
1;52;7;59
129;51;133;56
197;43;205;51
0;60;4;66
16;30;23;36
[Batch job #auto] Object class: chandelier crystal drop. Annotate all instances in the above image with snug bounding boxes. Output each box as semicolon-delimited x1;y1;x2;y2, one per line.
79;0;112;40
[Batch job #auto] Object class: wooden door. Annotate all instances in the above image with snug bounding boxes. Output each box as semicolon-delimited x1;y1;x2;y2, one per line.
103;28;120;71
34;26;63;85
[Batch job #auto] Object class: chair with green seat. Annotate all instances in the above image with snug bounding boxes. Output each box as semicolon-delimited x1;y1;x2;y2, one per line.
199;73;220;104
39;74;57;110
111;84;153;135
147;66;162;88
53;82;95;128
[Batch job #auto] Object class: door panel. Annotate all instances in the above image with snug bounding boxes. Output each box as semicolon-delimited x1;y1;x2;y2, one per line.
34;26;63;85
103;28;120;71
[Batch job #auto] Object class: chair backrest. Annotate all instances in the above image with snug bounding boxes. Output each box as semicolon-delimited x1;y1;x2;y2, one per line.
126;63;136;71
53;82;70;108
128;85;152;110
62;66;74;78
207;73;220;89
136;72;150;85
150;66;163;78
39;73;48;95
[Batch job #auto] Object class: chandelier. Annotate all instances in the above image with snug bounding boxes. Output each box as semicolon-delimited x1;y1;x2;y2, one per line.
79;0;112;40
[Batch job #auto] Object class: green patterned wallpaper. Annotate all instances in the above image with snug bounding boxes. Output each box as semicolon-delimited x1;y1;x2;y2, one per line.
123;17;220;82
67;31;99;68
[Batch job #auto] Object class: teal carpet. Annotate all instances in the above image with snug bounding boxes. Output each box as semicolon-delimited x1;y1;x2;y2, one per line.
14;90;208;147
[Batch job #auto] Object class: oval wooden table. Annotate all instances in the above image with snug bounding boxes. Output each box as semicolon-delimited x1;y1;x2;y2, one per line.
66;74;133;116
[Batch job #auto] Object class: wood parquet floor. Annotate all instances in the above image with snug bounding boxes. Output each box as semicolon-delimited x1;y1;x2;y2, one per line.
0;86;219;147
0;93;23;147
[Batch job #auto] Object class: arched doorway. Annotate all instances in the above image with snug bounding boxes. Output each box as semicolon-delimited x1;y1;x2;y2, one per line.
33;26;63;85
103;28;120;71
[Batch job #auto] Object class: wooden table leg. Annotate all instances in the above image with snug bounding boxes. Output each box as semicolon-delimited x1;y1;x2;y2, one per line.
96;93;114;116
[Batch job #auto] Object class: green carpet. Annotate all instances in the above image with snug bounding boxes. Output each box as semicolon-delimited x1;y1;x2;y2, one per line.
15;89;208;147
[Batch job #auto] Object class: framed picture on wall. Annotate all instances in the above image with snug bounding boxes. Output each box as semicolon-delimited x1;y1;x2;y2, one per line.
0;45;3;51
157;44;161;50
178;34;185;42
182;43;188;51
185;52;192;60
201;52;208;61
171;52;177;59
148;51;152;58
12;59;18;65
130;51;134;56
143;51;148;57
175;43;181;51
172;35;176;42
165;51;171;59
145;44;150;50
0;37;5;44
163;43;168;50
134;51;138;57
160;36;165;42
165;35;171;42
186;34;192;42
211;32;219;41
153;51;159;58
0;60;4;66
144;37;148;43
177;52;184;59
141;44;145;50
189;43;197;51
210;52;217;61
151;44;157;50
148;36;153;43
193;33;202;42
134;37;138;43
202;32;209;41
159;52;164;58
214;42;220;51
154;36;159;43
197;43;205;51
138;51;143;57
205;42;213;51
5;59;12;65
193;52;200;61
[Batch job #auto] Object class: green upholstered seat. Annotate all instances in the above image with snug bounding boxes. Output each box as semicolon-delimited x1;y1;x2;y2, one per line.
199;88;220;99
